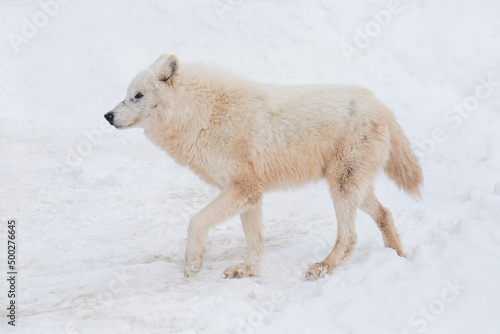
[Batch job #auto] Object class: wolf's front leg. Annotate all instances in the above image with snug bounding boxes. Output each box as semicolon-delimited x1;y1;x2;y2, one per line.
224;200;264;278
184;181;262;277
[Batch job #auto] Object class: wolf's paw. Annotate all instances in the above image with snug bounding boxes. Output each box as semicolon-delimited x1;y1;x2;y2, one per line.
184;257;203;278
223;263;258;279
305;262;331;280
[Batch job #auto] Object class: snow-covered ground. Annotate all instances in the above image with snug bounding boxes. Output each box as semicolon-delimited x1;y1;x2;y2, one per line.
1;0;500;333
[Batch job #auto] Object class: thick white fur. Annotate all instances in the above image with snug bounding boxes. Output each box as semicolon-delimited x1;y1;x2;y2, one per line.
108;54;423;279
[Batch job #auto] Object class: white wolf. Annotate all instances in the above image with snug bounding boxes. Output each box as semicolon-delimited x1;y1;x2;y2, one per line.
105;54;423;280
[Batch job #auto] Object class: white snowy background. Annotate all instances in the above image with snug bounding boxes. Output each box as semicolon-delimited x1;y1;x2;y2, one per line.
1;0;500;333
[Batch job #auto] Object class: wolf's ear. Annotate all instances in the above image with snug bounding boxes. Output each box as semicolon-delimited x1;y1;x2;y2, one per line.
158;54;179;86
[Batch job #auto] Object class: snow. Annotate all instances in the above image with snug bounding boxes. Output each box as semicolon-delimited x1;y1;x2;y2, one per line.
1;0;500;333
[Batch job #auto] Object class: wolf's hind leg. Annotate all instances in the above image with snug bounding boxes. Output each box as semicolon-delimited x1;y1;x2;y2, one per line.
359;189;404;256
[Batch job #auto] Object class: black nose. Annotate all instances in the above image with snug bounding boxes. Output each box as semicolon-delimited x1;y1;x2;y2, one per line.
104;112;114;124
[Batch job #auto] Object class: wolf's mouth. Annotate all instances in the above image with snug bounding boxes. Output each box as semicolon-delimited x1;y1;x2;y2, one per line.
114;119;138;130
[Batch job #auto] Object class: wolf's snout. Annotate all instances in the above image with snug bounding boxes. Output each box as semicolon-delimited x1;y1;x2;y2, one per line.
104;112;114;125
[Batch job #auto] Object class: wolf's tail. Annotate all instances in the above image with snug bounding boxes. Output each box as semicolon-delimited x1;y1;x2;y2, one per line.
384;119;423;199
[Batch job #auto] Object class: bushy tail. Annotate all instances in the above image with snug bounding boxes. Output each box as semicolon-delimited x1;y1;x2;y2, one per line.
385;120;423;199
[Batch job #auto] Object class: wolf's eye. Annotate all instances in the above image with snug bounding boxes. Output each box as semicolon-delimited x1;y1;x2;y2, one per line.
135;92;143;99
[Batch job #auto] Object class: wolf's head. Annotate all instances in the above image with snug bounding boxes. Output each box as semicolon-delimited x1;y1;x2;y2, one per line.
104;54;179;130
